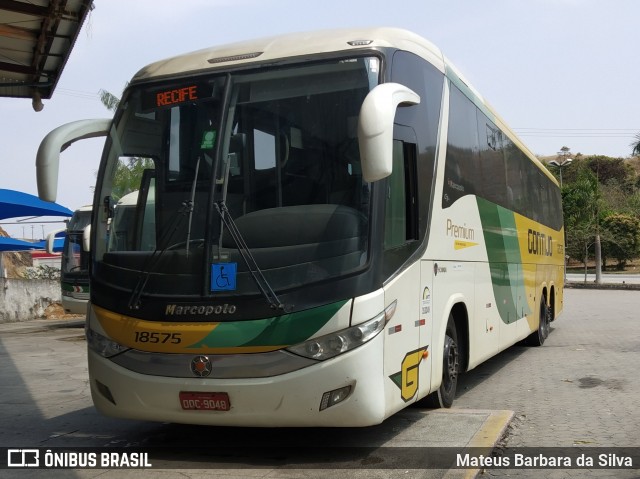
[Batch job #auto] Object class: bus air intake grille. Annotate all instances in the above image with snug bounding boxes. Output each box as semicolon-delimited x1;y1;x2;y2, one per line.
208;52;263;64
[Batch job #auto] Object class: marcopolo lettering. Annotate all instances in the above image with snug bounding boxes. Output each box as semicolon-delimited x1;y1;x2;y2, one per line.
528;228;553;257
166;303;237;316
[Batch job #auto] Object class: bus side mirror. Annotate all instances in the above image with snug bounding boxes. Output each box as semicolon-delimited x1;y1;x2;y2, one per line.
45;229;65;254
358;83;420;182
36;119;112;202
83;225;91;253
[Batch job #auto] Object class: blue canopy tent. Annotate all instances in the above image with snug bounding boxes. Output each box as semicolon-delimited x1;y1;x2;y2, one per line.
0;189;73;220
0;189;72;253
0;237;41;252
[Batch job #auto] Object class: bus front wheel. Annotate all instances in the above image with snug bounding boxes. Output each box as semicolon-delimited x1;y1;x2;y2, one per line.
423;314;459;408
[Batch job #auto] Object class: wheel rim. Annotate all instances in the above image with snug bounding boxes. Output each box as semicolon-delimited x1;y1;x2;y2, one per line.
442;335;459;395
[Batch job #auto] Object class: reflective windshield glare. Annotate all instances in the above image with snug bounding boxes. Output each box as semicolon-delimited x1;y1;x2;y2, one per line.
94;57;378;298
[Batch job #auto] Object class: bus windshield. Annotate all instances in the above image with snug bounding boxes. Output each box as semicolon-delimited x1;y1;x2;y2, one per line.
94;56;378;302
61;208;91;276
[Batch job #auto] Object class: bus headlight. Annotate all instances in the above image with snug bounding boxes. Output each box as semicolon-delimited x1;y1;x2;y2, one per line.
86;327;129;358
286;301;396;361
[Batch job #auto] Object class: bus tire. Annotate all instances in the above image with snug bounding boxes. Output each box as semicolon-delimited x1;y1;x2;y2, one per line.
525;296;550;347
423;314;459;408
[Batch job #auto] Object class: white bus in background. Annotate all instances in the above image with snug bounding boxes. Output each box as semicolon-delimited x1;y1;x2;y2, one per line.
47;205;92;314
36;28;564;427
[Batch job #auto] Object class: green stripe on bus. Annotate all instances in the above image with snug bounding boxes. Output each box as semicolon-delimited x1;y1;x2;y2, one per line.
477;198;529;324
186;300;348;349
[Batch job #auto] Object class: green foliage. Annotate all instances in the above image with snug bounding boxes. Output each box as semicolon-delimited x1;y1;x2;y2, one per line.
632;133;640;156
98;89;120;112
98;84;127;113
555;153;640;270
112;157;154;201
561;168;601;264
600;214;640;270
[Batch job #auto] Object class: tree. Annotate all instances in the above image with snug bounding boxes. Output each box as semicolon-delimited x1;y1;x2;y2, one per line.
99;89;120;112
111;156;154;201
562;168;602;279
600;214;640;270
632;133;640;156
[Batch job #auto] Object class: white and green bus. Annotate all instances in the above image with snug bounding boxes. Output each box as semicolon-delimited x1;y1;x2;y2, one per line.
36;28;564;427
46;205;92;314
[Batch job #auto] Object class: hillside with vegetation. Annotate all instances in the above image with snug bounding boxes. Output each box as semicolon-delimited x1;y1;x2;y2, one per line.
541;151;640;272
0;226;32;278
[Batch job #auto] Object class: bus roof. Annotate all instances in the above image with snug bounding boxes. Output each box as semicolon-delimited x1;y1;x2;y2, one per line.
130;27;556;185
132;27;446;82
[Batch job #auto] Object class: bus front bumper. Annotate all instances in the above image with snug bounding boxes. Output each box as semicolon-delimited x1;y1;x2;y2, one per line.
88;335;386;427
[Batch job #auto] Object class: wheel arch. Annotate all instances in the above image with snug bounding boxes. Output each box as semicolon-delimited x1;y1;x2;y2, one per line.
549;284;556;321
449;301;469;373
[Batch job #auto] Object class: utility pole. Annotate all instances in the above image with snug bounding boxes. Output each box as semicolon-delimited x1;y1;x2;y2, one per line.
548;147;573;282
594;158;602;284
548;146;573;187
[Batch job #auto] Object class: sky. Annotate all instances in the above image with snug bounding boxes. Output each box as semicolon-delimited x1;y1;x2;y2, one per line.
1;0;639;238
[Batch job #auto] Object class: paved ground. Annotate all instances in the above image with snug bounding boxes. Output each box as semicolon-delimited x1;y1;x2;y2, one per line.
1;288;638;478
0;317;509;479
454;288;640;478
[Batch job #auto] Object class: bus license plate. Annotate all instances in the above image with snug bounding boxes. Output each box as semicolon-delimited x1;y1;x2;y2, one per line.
179;392;230;411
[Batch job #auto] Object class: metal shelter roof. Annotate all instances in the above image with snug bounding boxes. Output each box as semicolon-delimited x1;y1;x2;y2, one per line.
0;0;93;110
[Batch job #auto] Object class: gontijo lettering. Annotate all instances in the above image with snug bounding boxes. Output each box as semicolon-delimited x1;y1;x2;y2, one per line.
156;85;198;106
528;228;553;257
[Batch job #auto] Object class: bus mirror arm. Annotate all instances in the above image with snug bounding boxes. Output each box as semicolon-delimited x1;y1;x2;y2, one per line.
358;83;420;183
36;119;112;202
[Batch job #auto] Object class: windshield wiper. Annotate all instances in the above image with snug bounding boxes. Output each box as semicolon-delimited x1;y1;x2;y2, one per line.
128;157;202;310
127;202;191;310
185;157;201;257
214;147;286;312
215;201;285;312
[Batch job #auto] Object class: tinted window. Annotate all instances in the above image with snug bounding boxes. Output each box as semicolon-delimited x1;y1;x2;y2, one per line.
442;84;478;207
443;83;562;230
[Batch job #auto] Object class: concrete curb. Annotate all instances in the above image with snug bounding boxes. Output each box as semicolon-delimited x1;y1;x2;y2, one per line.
436;409;514;479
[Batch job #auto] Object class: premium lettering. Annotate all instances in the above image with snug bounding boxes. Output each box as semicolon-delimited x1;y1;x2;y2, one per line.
446;219;475;240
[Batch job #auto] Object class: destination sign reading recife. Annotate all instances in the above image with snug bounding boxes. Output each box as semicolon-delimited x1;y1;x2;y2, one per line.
140;81;219;111
156;85;198;107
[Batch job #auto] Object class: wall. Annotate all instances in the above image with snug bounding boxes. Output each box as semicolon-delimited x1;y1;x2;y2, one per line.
0;278;61;323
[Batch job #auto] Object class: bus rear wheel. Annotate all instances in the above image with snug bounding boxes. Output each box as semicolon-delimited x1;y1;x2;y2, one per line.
525;296;550;347
423;315;459;408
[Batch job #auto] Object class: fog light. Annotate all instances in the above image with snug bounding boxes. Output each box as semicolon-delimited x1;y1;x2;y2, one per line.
95;380;117;405
319;385;352;411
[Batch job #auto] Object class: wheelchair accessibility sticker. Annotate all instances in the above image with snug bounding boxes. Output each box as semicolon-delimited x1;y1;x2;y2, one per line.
211;263;237;291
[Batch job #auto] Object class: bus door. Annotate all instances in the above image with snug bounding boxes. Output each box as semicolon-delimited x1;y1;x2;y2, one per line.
382;125;429;409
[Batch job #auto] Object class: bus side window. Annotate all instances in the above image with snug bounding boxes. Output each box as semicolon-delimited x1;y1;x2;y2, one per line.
384;139;418;250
